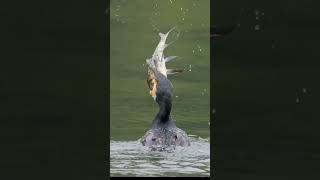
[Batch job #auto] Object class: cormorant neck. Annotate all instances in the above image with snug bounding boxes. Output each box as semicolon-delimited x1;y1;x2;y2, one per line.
152;94;174;127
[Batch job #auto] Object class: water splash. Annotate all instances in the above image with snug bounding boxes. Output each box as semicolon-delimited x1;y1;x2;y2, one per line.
149;0;161;32
110;137;210;177
197;44;202;52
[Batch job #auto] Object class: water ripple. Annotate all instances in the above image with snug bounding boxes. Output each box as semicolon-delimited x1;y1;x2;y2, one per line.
110;137;210;177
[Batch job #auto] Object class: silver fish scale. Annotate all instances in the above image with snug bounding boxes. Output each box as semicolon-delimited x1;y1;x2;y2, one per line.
146;27;176;77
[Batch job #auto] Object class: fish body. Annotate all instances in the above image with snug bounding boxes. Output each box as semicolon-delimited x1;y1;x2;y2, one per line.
146;27;183;97
146;27;182;79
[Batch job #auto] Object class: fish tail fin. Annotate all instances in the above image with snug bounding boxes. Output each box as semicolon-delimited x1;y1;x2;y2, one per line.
167;69;184;75
168;26;177;34
159;26;177;40
164;56;177;63
163;40;176;50
163;43;169;49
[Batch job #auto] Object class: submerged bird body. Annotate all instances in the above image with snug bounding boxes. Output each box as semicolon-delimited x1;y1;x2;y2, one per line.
142;127;190;151
141;28;190;151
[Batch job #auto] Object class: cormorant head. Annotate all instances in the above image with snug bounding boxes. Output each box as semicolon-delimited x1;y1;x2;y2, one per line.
147;78;158;100
147;71;173;102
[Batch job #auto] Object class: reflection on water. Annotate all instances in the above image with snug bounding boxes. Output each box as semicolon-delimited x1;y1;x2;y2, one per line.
110;136;210;177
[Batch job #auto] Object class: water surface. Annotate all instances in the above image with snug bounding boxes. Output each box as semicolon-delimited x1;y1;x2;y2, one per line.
110;136;210;177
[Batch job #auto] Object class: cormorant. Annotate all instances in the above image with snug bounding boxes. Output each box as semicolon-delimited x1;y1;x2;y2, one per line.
141;70;190;151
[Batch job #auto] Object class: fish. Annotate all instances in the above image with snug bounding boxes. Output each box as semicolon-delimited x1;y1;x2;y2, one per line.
146;27;183;78
146;27;183;96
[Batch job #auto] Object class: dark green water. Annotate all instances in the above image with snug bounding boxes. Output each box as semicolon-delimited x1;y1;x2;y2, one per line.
110;0;210;177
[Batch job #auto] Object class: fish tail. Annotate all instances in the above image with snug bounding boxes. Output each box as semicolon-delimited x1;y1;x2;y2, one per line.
164;56;177;63
167;69;184;75
159;26;177;39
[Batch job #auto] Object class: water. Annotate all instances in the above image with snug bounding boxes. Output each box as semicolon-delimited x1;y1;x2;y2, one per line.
110;136;210;177
110;0;210;177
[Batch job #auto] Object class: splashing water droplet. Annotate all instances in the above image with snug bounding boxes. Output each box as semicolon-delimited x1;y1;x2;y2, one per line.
295;98;300;103
189;64;192;72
